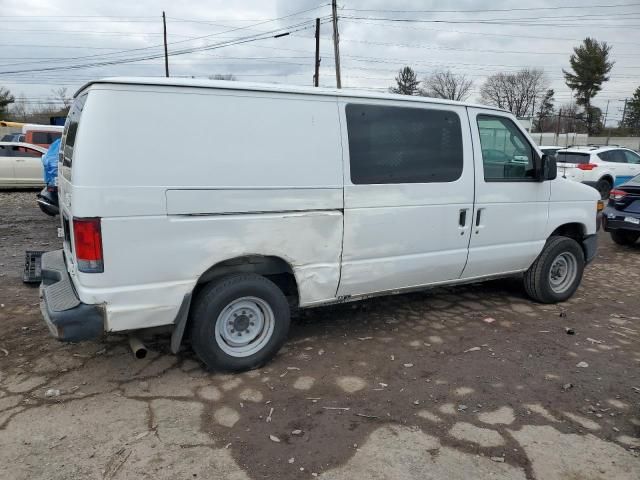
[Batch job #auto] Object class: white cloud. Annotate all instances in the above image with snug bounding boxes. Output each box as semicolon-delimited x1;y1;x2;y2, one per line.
0;0;638;121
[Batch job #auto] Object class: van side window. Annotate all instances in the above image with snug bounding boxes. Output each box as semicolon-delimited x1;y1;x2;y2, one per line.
477;115;535;181
346;104;463;184
62;93;88;168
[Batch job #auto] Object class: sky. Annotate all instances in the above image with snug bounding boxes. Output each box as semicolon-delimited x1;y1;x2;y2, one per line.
1;0;639;126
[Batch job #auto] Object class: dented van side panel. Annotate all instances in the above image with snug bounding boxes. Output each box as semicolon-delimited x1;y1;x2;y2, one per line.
62;84;346;332
76;211;343;331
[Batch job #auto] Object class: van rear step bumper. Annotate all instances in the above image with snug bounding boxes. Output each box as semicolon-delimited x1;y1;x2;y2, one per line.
39;250;104;342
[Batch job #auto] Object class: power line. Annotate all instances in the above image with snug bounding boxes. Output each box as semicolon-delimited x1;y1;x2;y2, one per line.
340;3;640;14
0;18;328;75
337;19;640;45
333;37;640;58
0;4;331;69
341;15;640;29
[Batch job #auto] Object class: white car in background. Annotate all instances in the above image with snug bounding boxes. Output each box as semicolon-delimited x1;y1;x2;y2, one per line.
0;141;47;188
556;145;640;199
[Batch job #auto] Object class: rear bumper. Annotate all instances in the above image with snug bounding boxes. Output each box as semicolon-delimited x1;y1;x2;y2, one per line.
39;250;105;342
36;188;59;217
582;234;598;264
602;208;640;233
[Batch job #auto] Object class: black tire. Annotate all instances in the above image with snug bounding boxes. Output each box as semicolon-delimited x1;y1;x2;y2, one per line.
190;273;290;372
524;236;585;304
595;178;612;200
610;229;640;246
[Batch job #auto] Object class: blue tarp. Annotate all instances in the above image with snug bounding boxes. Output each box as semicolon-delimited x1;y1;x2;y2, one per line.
42;138;60;186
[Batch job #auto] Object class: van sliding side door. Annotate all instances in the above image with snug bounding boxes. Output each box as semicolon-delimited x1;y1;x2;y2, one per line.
336;99;475;297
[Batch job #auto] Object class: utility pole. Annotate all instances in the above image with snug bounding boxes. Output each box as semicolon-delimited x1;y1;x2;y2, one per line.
621;98;629;127
313;18;320;87
331;0;342;88
531;96;536;132
162;11;169;78
555;108;562;144
603;100;610;145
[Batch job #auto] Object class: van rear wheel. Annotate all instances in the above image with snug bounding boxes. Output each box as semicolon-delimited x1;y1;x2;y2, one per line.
523;236;585;304
190;273;290;372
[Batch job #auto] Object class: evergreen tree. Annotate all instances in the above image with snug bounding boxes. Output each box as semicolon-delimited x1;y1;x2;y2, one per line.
622;86;640;134
0;87;15;116
563;38;614;134
390;66;420;95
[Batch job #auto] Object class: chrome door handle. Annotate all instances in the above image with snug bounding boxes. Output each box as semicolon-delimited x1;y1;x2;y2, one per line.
475;208;485;234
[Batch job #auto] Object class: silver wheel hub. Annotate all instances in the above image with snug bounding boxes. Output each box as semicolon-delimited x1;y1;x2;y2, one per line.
549;252;578;294
215;297;275;357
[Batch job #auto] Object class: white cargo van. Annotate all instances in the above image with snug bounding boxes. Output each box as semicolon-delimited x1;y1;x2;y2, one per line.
40;78;600;371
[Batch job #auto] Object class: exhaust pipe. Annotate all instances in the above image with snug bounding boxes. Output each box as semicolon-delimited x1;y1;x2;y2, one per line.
128;335;148;359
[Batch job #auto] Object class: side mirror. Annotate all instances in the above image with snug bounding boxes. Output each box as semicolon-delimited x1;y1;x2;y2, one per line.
539;153;557;181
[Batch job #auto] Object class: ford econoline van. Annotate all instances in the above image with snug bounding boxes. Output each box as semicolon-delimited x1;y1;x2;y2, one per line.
40;78;600;371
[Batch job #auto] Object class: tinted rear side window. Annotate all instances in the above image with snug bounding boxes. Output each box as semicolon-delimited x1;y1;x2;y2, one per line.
346;104;463;184
557;152;590;164
62;93;88;168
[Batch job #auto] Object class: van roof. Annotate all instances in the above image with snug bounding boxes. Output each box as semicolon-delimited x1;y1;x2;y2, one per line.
77;77;507;112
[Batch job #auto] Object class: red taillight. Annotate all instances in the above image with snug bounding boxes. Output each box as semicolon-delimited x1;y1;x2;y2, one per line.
577;163;598;171
72;217;104;273
609;189;627;201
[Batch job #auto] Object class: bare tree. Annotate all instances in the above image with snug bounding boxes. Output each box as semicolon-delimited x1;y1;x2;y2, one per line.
51;87;72;109
558;102;586;133
9;94;28;121
479;69;549;117
421;70;473;101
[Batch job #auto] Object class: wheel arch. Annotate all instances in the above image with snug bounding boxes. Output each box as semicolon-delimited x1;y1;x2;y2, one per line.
195;254;300;305
549;222;587;242
171;255;299;354
547;222;596;263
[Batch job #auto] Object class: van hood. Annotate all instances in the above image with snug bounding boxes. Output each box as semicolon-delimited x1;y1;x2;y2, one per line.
550;176;600;202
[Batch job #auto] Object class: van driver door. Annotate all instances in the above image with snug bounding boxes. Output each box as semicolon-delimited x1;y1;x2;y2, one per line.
462;108;550;279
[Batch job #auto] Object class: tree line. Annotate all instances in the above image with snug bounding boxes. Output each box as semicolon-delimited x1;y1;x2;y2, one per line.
390;37;639;136
1;38;638;135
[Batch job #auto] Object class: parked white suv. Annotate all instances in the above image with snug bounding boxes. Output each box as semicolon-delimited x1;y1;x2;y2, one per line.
557;145;640;199
40;78;600;371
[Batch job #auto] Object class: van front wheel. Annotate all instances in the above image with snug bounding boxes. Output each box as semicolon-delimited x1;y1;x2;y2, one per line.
190;273;290;372
523;236;585;304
